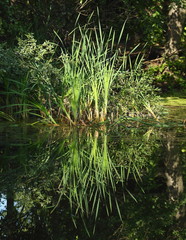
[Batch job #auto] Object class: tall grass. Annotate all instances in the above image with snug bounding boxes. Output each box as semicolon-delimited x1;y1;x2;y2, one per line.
0;17;161;124
56;19;126;124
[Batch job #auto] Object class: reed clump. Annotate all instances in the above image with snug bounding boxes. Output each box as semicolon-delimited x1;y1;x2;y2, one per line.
0;19;161;124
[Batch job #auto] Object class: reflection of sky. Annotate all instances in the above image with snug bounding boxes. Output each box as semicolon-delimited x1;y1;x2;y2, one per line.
0;195;22;216
0;194;7;212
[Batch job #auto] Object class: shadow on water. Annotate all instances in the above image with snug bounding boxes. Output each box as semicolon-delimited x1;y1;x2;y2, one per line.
0;116;186;240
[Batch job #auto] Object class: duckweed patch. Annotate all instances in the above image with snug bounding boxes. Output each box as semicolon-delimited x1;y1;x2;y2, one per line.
160;97;186;106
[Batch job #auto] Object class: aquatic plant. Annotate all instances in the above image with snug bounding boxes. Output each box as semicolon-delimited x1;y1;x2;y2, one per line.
0;18;162;124
54;17;126;124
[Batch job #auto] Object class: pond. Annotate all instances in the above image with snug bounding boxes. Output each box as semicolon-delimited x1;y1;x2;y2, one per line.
0;109;186;240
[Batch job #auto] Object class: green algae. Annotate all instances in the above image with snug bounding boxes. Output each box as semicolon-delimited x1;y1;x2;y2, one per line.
160;97;186;106
159;96;186;122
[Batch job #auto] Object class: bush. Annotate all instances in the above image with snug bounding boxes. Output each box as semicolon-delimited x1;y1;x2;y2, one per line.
147;56;186;93
110;65;162;120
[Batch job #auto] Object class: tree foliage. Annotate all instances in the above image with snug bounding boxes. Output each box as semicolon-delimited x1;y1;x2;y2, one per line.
0;0;186;119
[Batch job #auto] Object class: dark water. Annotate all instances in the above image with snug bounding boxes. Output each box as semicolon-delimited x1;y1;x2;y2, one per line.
0;118;186;240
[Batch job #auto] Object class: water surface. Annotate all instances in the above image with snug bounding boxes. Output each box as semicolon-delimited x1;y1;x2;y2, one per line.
0;115;186;240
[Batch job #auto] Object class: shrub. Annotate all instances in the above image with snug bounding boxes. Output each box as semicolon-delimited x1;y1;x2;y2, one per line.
110;63;162;120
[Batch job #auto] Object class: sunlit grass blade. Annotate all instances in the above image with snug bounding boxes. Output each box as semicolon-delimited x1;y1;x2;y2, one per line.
30;101;57;124
0;111;15;121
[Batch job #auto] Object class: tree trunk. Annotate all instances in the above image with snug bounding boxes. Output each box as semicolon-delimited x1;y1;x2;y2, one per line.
165;1;186;60
164;132;186;226
6;188;17;239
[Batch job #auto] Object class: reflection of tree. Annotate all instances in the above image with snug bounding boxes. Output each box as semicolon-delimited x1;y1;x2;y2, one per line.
6;187;17;239
111;128;186;240
164;131;186;226
2;125;185;239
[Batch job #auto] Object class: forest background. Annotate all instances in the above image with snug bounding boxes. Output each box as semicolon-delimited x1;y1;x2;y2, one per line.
0;0;186;124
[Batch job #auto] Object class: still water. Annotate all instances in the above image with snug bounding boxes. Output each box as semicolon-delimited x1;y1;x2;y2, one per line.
0;111;186;240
